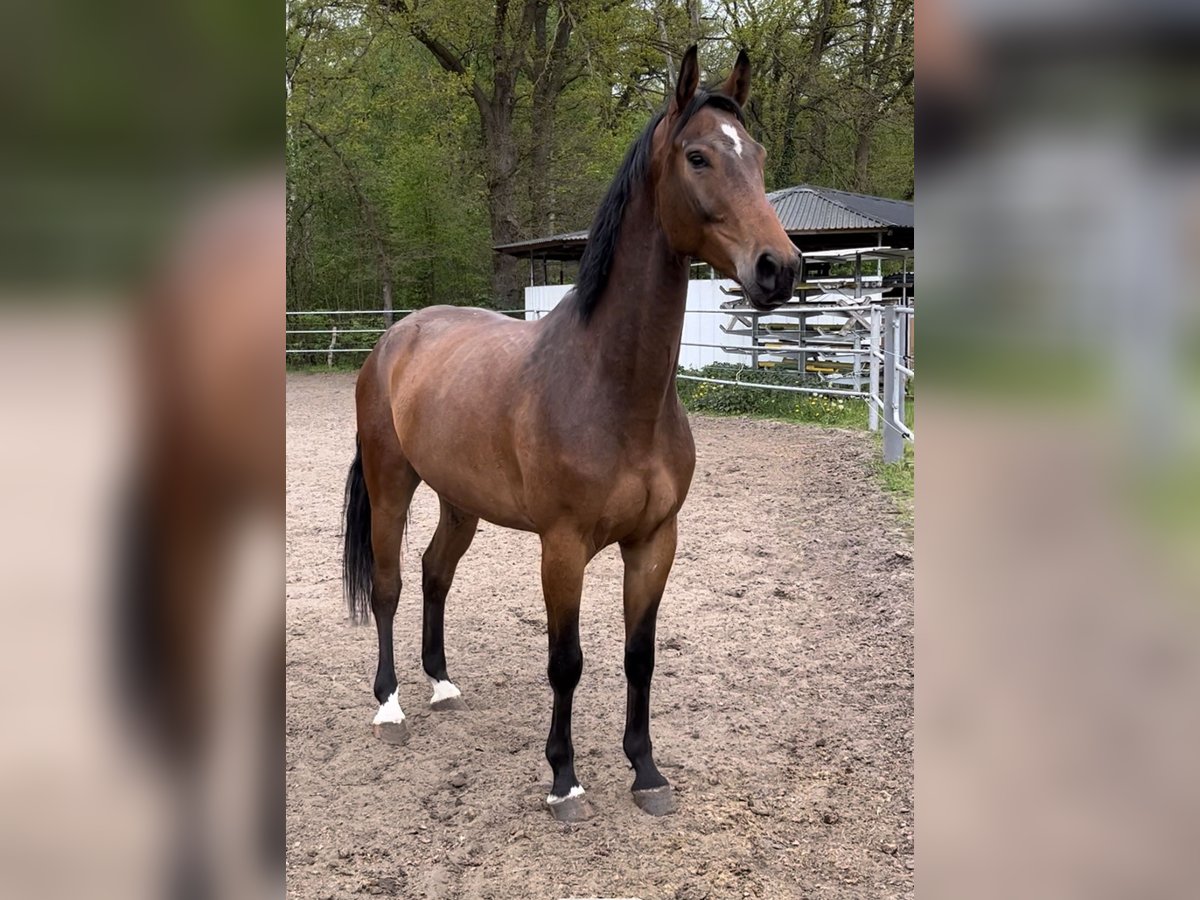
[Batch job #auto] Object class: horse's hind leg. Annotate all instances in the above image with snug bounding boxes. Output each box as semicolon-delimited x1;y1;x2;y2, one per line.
619;517;679;816
364;449;420;744
421;498;478;710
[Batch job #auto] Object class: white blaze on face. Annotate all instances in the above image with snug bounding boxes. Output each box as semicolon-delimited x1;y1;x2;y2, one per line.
721;123;744;157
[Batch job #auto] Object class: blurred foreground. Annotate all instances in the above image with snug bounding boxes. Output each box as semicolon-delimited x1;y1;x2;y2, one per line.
3;0;1200;897
0;178;283;900
0;3;280;899
919;0;1200;896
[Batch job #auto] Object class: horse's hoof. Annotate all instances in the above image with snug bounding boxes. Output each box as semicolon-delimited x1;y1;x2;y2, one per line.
547;793;595;823
430;695;469;712
632;785;678;816
372;721;410;745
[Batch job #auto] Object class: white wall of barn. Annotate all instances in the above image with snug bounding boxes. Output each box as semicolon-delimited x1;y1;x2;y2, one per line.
524;280;761;370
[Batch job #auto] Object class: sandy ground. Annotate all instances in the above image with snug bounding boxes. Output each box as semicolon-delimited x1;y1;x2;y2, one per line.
286;372;913;900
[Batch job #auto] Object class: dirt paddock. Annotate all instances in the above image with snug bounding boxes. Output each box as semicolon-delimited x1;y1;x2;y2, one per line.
286;372;913;899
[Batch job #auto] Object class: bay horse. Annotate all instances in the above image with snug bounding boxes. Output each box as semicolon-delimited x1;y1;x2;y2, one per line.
342;46;799;822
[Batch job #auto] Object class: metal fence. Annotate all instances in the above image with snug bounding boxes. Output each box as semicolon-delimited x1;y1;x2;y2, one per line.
285;308;527;366
870;305;915;463
286;302;914;462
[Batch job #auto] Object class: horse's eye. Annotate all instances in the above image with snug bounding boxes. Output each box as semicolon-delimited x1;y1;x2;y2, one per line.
687;152;708;169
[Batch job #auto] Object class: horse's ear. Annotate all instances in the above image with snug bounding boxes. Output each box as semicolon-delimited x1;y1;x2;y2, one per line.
672;45;700;114
721;48;752;107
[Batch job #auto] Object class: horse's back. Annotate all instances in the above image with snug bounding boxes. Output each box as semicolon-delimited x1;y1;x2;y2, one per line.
359;306;528;400
397;304;528;337
378;306;530;373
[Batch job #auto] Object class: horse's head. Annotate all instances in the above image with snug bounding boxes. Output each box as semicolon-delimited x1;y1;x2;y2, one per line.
653;46;800;311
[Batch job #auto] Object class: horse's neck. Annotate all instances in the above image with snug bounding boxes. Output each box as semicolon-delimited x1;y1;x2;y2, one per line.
577;193;690;419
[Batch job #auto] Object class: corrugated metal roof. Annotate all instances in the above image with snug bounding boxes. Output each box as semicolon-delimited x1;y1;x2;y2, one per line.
766;185;913;232
494;186;913;256
492;230;589;254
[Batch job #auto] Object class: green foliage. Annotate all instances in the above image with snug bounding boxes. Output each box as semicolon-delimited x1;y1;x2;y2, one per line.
678;363;915;514
875;443;914;524
677;364;870;428
286;0;913;313
287;1;493;312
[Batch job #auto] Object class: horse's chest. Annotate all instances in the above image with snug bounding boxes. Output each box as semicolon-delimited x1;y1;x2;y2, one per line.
594;442;694;539
521;409;694;539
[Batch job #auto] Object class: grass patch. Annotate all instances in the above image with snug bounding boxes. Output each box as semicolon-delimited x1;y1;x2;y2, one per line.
678;363;915;518
286;358;917;515
288;356;366;372
677;363;915;430
677;363;872;428
875;443;914;521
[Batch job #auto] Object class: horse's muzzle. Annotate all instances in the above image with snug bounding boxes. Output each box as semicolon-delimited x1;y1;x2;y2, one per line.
743;250;798;310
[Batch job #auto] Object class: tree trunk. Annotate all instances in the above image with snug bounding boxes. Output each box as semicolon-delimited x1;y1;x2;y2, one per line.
657;9;675;91
774;89;800;187
853;119;874;193
382;0;582;308
302;120;394;322
381;280;393;322
686;0;701;43
530;89;554;235
482;92;523;308
803;113;828;184
798;0;836;186
424;201;437;305
374;238;395;323
526;0;574;239
529;0;555;236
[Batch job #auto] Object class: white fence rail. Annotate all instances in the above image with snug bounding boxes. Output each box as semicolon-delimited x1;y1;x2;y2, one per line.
283;308;526;355
285;295;914;463
528;281;914;462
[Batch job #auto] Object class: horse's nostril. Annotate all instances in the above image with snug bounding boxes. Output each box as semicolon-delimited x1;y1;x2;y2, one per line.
778;266;795;296
755;252;779;289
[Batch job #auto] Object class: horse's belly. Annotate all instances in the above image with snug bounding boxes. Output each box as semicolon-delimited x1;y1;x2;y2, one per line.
396;408;536;531
422;466;536;532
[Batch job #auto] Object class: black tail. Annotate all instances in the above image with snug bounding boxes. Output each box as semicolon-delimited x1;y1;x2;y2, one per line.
342;437;373;625
113;475;170;747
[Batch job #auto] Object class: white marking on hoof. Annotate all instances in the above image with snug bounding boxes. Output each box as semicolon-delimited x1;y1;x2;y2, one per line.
721;123;744;157
372;691;406;725
428;678;462;705
546;785;586;805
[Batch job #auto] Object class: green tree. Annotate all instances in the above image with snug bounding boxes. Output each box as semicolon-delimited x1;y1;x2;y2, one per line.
285;0;914;320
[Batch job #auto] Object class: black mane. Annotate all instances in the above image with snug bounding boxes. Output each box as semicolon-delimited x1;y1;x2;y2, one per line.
567;89;745;323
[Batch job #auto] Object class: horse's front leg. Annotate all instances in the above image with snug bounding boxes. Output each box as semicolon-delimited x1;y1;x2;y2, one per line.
539;530;593;822
618;517;679;816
